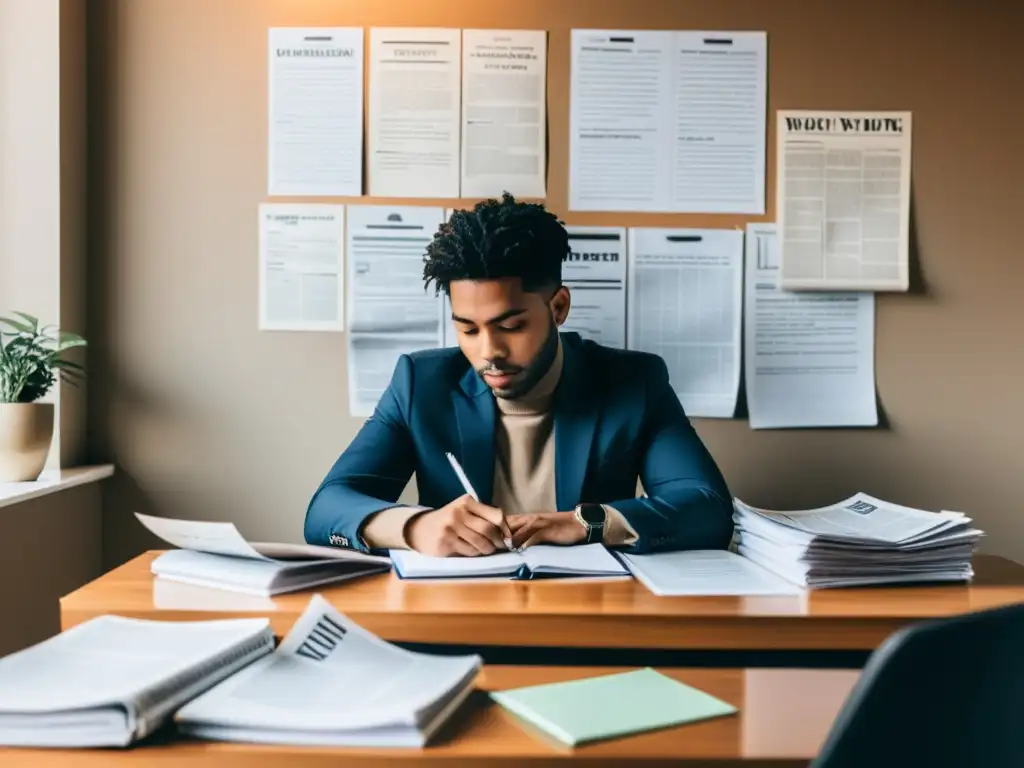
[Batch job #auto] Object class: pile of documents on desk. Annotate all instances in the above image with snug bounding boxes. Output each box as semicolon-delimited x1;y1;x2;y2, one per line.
0;595;481;748
732;493;984;588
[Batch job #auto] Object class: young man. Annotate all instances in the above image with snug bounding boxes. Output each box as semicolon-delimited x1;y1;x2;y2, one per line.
304;193;734;557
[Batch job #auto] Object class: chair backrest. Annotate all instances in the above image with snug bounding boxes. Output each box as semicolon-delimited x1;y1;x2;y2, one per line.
812;601;1024;768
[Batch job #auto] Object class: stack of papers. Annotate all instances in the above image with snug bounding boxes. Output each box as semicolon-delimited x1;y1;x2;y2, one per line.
0;615;273;747
491;667;737;747
733;493;984;589
136;512;391;596
176;595;482;747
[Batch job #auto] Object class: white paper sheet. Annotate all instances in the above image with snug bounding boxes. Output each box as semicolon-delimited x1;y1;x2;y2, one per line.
777;111;912;291
135;512;390;563
569;29;766;214
258;204;344;332
368;28;461;198
561;226;627;348
744;223;877;429
627;228;743;418
346;205;445;417
460;30;546;198
267;28;363;196
621;550;803;596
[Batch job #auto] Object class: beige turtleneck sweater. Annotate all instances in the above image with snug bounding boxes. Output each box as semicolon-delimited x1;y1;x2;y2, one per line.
360;339;638;549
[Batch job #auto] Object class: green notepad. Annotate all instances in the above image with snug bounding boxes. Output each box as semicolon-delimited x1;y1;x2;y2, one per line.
490;667;738;747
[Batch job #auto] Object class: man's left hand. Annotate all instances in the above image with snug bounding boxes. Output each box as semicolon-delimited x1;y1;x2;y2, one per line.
509;512;586;549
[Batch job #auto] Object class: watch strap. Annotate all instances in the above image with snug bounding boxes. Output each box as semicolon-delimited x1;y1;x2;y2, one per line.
575;504;606;544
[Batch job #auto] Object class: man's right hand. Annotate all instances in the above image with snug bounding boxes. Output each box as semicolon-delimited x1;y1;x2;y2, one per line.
405;495;512;557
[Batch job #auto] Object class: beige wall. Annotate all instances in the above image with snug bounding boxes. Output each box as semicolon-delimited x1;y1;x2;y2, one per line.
0;486;103;655
87;0;1024;570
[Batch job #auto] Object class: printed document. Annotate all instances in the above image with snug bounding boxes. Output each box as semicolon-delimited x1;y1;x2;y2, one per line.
627;228;743;418
258;204;344;332
175;595;481;747
745;223;877;428
620;550;802;596
267;28;363;196
569;29;766;214
460;29;546;198
368;28;461;197
346;205;445;416
561;226;627;348
777;111;912;291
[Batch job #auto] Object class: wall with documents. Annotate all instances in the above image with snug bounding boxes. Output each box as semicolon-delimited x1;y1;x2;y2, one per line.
85;0;1024;567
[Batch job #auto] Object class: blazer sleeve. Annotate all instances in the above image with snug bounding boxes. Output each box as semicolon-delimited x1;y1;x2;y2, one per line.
603;357;735;554
303;354;418;552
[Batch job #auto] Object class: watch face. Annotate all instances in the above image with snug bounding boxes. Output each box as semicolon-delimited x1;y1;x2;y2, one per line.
579;504;605;525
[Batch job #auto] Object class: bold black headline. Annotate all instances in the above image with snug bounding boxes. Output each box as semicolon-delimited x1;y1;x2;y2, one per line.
785;115;904;134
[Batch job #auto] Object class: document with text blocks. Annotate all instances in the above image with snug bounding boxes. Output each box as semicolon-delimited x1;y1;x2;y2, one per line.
267;28;364;197
368;28;461;197
569;29;766;214
627;228;743;418
777;110;912;291
744;222;877;428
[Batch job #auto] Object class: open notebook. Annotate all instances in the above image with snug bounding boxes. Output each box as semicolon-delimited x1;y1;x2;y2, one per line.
175;595;481;747
136;512;391;596
389;543;629;580
0;614;273;747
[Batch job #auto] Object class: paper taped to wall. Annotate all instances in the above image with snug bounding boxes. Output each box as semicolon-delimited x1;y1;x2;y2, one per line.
258;204;345;332
346;205;445;417
627;228;743;418
776;110;912;291
267;28;364;196
744;223;877;428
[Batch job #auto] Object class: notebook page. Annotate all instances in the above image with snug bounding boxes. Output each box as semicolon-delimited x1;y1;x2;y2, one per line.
523;544;628;574
176;595;481;731
389;549;524;578
0;615;270;713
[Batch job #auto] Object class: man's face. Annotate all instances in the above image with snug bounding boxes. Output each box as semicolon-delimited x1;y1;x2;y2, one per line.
449;277;570;398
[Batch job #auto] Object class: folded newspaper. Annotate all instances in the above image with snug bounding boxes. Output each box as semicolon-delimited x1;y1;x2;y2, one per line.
0;615;274;747
732;493;984;589
175;594;482;747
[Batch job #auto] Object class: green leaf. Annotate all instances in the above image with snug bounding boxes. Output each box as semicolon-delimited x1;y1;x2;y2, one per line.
50;359;85;371
57;338;87;351
11;312;40;331
58;330;85;344
0;317;35;335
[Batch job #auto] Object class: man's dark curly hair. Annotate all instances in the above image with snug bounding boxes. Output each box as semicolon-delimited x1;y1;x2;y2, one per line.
422;192;570;296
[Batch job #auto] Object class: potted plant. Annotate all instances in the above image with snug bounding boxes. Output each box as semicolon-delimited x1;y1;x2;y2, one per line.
0;312;86;482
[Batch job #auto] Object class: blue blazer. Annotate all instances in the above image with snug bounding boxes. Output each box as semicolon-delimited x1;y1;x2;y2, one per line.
304;332;734;555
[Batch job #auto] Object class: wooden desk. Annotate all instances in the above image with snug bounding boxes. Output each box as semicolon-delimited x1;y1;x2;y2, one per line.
0;665;860;767
59;551;1024;665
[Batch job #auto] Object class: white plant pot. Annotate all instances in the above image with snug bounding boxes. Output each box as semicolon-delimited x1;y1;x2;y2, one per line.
0;403;54;482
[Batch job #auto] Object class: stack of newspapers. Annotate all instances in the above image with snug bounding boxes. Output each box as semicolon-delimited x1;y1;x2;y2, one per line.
732;493;984;589
0;596;481;748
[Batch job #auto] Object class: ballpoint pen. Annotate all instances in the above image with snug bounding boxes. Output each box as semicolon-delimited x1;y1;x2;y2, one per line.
445;451;516;552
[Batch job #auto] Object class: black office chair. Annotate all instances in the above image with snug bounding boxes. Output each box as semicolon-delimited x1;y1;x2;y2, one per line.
812;601;1024;768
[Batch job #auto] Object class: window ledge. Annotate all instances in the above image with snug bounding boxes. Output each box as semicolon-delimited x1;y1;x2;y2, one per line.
0;465;115;510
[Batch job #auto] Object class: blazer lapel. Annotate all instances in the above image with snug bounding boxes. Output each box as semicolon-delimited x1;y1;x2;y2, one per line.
554;336;599;511
452;367;496;505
